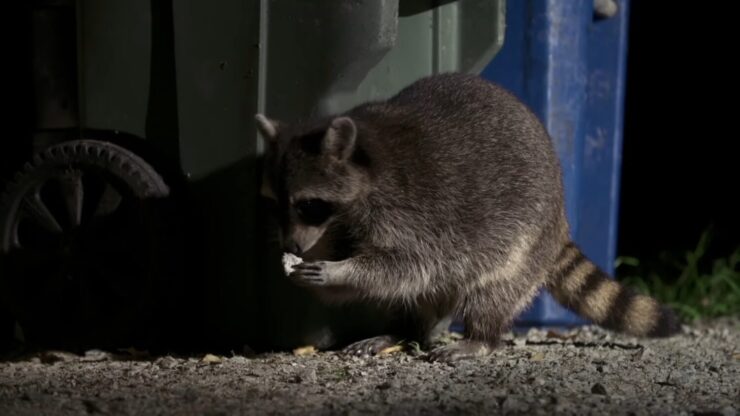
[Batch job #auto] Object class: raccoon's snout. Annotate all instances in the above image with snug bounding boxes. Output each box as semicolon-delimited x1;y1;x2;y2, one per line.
285;224;327;256
286;240;303;256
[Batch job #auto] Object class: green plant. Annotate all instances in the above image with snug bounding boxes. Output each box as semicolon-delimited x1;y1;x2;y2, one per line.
616;230;740;321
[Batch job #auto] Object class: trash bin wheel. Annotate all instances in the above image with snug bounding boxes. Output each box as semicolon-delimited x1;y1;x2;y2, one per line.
0;140;170;349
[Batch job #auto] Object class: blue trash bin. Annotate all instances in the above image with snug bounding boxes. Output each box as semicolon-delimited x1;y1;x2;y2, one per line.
481;0;630;328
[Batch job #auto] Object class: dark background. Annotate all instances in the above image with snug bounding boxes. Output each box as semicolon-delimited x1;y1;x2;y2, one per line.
618;1;738;261
1;3;34;185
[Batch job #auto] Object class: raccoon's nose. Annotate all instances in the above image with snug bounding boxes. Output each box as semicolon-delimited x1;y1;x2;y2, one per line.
287;241;303;256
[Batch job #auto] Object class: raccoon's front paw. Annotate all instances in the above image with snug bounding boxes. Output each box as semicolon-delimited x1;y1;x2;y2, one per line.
289;261;333;287
427;340;491;363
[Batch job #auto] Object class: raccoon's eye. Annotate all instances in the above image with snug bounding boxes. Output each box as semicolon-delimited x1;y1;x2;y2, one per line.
294;199;334;225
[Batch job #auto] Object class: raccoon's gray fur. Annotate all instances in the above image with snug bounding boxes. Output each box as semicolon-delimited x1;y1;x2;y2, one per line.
255;73;680;361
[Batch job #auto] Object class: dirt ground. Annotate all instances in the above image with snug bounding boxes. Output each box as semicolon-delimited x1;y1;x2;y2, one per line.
0;318;737;416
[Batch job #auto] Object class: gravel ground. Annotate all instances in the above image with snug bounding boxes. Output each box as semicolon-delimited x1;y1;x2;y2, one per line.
0;319;737;416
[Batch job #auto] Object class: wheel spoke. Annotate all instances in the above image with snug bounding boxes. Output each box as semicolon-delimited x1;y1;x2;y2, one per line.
10;220;22;249
94;182;123;217
59;170;84;227
22;191;63;234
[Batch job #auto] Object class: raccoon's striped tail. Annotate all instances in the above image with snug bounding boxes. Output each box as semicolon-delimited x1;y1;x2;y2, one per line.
547;242;681;337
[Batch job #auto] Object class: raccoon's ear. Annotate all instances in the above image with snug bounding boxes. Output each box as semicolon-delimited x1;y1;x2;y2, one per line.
255;114;280;142
325;117;357;161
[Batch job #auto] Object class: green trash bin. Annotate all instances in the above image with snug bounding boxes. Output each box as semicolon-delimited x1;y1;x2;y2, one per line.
0;0;504;351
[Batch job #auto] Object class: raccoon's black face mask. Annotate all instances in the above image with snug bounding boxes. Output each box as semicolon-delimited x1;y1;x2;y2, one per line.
255;114;369;255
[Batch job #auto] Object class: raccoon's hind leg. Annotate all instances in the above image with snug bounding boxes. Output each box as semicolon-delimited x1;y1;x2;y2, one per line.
428;275;540;362
342;335;400;356
343;301;454;357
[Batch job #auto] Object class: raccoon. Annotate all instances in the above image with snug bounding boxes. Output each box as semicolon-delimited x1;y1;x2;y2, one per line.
255;73;680;361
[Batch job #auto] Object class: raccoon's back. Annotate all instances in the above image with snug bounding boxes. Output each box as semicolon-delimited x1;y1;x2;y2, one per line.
349;73;564;229
393;73;554;159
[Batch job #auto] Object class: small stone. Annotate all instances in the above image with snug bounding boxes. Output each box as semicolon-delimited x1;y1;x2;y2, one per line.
528;377;546;386
293;346;317;356
156;356;179;369
633;347;653;361
82;349;112;362
530;352;545;361
302;369;318;383
201;354;223;364
292;368;317;384
229;356;250;364
721;406;737;416
591;383;607;395
378;345;404;356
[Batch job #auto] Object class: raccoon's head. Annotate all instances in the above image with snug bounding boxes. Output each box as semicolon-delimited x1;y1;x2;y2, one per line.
255;113;370;256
